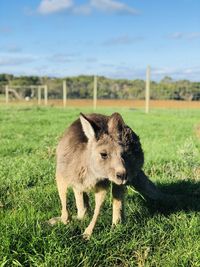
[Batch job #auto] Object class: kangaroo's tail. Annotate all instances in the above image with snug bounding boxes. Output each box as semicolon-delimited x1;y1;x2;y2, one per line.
128;170;198;206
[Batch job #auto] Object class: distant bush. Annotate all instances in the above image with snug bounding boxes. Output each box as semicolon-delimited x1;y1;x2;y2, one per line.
0;73;200;100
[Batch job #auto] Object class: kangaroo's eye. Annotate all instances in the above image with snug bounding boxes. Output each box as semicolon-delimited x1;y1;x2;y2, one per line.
100;152;108;159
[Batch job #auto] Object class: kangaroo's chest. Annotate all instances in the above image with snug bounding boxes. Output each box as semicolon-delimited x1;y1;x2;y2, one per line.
73;166;103;191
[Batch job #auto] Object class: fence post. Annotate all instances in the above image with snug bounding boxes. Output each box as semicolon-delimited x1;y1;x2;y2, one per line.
5;85;9;104
38;86;41;105
44;85;48;106
63;80;67;107
145;65;151;113
93;75;97;111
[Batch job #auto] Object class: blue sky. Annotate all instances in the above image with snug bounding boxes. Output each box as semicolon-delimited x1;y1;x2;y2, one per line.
0;0;200;80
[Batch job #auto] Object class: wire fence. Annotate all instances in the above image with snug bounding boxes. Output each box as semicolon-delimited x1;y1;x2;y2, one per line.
0;66;200;110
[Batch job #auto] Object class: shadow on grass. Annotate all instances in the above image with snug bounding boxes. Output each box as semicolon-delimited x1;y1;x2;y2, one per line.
144;180;200;215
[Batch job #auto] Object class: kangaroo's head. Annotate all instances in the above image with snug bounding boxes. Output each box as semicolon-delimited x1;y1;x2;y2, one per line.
80;113;127;185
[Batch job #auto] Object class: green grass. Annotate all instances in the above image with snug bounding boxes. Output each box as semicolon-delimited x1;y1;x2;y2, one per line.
0;106;200;267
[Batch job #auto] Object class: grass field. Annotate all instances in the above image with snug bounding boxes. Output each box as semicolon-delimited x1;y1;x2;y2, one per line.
0;106;200;266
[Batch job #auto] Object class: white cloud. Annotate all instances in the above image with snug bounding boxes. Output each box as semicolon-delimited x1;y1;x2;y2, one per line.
90;0;138;14
1;61;200;81
152;66;200;81
169;32;183;39
37;0;138;15
169;32;200;40
103;35;143;46
85;57;98;63
0;55;35;66
38;0;73;14
48;53;78;63
0;26;12;34
187;32;200;39
72;4;92;15
7;45;22;53
0;44;22;53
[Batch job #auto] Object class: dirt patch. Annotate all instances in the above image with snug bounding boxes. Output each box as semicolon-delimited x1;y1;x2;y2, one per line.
1;99;200;109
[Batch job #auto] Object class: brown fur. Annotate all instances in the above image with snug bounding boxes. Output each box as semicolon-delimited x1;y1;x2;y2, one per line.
49;112;165;238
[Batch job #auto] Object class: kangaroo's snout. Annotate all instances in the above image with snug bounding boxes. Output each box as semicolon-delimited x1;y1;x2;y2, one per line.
116;171;127;184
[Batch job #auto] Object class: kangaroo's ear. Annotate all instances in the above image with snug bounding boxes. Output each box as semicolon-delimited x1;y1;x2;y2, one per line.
108;112;125;135
80;113;99;140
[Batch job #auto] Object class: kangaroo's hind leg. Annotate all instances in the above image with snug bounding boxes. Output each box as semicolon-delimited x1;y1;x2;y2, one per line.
83;180;109;239
48;173;69;225
83;188;107;239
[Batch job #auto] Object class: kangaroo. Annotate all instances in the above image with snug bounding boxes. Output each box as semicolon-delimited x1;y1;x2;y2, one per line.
49;112;166;239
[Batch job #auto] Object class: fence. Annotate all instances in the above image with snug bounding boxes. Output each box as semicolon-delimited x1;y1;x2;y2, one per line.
1;66;153;112
1;66;200;110
4;85;48;105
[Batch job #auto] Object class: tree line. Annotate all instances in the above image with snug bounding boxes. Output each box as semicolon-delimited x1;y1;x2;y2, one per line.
0;74;200;100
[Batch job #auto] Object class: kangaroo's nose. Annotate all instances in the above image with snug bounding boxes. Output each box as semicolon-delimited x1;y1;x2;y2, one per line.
116;172;127;183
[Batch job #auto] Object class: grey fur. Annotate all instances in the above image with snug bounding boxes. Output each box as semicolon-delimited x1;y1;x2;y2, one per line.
49;112;165;238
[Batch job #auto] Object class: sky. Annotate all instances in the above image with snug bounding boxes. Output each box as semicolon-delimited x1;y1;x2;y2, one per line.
0;0;200;81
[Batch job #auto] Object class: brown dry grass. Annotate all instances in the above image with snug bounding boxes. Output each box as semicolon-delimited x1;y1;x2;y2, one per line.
1;99;200;109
